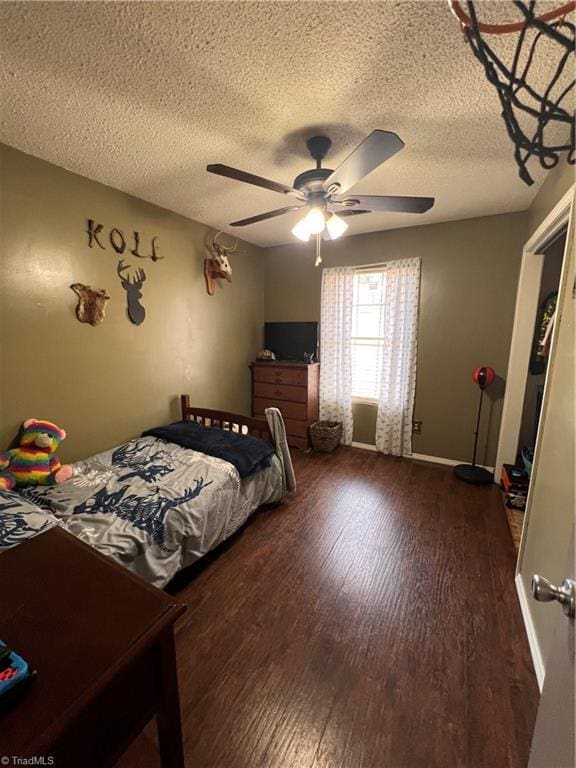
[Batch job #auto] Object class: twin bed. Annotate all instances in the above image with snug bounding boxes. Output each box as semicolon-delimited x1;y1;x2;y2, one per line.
0;397;295;587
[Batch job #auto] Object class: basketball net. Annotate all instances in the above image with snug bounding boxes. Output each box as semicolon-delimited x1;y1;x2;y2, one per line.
450;0;575;185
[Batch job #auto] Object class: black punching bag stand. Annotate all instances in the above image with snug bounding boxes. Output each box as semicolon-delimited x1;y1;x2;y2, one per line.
454;367;495;486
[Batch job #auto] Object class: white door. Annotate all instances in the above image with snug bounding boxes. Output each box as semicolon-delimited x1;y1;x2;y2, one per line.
516;191;574;676
516;190;574;765
528;533;575;768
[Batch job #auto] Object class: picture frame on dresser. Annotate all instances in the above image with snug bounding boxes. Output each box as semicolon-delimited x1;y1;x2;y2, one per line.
250;360;320;450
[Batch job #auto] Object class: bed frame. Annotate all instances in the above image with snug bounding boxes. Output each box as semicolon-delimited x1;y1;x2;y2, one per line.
180;395;272;442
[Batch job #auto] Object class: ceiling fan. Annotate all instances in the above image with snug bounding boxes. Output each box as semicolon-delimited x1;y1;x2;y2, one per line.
207;130;435;246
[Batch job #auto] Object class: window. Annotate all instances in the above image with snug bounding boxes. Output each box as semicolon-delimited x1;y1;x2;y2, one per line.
351;270;386;400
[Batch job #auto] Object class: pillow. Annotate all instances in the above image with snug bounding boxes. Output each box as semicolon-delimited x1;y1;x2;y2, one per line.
0;488;58;550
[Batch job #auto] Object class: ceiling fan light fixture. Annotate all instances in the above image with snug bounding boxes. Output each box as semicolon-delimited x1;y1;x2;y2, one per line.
291;216;312;242
291;206;326;242
305;207;326;235
325;213;348;240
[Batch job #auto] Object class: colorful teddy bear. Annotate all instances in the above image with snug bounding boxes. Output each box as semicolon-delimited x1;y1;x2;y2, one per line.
0;419;73;490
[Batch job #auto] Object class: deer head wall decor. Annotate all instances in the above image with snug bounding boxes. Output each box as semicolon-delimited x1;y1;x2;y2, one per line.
70;283;110;326
204;231;237;295
117;259;146;325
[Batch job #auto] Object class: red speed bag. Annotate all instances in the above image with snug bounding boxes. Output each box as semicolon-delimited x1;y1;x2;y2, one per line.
473;366;495;390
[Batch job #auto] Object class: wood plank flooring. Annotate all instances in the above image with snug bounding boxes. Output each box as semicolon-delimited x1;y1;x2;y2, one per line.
118;448;539;768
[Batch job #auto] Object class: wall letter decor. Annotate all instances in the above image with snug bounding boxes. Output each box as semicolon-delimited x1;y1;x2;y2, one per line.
130;231;144;259
150;236;162;262
109;228;126;254
117;259;146;325
70;283;110;326
85;219;162;261
86;219;106;250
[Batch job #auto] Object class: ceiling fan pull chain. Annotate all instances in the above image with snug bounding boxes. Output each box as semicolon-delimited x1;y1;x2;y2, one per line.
315;233;322;267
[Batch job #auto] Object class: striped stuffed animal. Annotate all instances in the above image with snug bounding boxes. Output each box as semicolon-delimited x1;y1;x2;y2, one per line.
0;419;73;490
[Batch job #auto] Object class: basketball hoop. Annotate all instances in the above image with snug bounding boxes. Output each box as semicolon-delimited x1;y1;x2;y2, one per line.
449;0;575;185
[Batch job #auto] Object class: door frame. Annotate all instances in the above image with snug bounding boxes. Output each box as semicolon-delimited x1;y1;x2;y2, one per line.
495;186;574;481
497;184;574;689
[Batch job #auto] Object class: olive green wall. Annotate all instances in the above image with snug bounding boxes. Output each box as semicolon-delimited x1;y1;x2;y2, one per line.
264;212;530;465
528;161;574;236
0;144;265;462
2;143;570;467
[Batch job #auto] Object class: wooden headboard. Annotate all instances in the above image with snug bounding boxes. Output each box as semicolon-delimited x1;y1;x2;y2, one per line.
180;395;272;443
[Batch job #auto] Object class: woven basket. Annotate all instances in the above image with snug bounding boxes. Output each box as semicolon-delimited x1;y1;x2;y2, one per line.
310;421;342;453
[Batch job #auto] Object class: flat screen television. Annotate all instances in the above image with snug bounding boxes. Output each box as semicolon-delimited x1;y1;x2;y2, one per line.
264;322;318;362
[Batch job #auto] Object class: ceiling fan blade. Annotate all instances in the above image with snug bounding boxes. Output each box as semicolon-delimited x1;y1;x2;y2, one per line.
335;195;435;214
229;206;305;227
323;130;405;196
207;164;305;200
335;209;371;218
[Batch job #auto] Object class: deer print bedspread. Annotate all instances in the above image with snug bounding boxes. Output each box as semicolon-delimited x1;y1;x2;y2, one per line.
17;436;284;587
0;488;58;550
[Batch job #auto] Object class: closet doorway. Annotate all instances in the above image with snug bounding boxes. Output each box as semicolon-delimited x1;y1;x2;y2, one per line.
503;228;567;516
495;188;573;482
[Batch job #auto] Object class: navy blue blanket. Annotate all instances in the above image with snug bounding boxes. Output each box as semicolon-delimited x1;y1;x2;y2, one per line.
142;421;274;478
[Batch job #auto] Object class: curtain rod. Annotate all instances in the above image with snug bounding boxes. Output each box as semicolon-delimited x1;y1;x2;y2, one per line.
347;257;420;271
325;259;420;272
353;262;390;271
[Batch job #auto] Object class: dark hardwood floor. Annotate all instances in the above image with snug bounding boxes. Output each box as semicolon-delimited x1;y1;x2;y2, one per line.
118;448;539;768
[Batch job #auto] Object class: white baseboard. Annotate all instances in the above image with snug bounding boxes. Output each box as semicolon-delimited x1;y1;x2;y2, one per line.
351;443;494;472
410;452;460;466
515;573;545;690
410;452;494;472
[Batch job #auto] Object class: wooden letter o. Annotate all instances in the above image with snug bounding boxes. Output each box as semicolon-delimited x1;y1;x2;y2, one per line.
109;228;126;254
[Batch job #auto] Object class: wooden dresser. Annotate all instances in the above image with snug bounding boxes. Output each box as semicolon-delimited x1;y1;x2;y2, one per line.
250;361;320;450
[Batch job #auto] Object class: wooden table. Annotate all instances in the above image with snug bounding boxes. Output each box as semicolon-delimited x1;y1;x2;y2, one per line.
0;527;186;768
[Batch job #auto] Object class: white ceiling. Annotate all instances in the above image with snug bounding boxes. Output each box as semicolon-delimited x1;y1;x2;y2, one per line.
0;1;572;247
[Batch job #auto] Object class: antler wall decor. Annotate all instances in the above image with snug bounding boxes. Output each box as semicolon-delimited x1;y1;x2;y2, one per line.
204;231;237;295
117;259;147;325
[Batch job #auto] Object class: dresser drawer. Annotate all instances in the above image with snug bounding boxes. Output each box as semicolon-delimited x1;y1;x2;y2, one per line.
254;381;307;403
283;419;310;438
254;398;308;421
288;435;308;450
253;366;308;387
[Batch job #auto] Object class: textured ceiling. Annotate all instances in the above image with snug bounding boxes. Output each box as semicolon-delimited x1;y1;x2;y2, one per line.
0;1;572;246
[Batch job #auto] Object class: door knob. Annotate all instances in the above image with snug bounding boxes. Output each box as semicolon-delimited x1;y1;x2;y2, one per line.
531;574;576;618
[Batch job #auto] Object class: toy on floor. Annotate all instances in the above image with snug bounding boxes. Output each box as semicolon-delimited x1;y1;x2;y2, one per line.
505;493;527;511
501;463;529;512
0;419;73;490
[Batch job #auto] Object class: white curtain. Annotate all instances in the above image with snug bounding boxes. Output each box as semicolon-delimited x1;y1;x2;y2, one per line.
319;267;354;445
375;257;421;456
